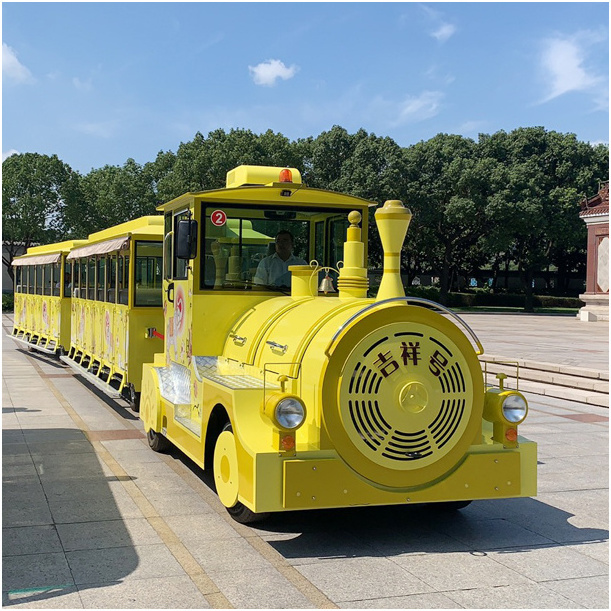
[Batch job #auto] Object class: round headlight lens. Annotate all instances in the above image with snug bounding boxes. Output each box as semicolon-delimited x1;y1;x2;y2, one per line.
502;393;528;423
275;397;306;430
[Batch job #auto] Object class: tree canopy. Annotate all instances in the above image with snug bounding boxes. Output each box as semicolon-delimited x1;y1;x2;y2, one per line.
2;126;608;302
2;153;80;279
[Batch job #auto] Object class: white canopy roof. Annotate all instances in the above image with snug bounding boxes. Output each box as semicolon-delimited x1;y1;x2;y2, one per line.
66;236;130;260
12;253;62;266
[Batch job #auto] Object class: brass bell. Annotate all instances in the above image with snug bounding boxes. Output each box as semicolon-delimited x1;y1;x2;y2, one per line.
319;274;336;294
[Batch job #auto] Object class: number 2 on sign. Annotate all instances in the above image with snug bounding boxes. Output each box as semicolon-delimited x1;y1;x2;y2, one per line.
211;210;227;227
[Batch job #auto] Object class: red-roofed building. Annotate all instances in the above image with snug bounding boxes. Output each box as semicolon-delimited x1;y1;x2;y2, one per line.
578;181;609;321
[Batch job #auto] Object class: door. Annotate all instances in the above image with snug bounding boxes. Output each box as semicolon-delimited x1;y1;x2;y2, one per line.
163;209;200;435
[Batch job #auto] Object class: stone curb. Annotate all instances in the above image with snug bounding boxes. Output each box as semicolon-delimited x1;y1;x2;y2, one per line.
481;354;609;381
480;354;609;408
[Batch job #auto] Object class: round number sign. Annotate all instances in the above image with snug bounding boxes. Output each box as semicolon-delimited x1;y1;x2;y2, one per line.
211;210;227;227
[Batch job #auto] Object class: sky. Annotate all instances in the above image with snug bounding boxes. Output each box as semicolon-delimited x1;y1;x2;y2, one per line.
2;1;609;175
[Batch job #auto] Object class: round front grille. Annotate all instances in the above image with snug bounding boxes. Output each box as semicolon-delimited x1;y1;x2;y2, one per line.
322;306;483;488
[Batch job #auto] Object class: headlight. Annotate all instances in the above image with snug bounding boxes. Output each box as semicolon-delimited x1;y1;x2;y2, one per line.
275;397;306;430
502;393;528;423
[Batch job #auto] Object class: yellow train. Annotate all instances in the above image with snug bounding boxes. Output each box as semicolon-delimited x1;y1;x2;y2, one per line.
57;216;165;407
140;165;537;523
12;239;86;355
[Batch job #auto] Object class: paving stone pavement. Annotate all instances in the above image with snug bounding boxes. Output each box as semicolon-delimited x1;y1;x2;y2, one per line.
2;313;608;609
459;312;608;372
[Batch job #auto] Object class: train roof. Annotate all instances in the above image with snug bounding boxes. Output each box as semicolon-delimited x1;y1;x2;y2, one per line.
12;239;88;266
66;216;163;260
85;215;164;243
158;165;376;213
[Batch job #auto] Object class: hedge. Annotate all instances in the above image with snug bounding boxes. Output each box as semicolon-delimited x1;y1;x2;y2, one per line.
404;286;582;309
2;293;14;312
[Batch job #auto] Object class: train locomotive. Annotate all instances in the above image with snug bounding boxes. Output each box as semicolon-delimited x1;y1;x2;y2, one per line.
141;165;537;523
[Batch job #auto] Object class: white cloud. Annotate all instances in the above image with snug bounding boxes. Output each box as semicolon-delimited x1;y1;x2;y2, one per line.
458;120;488;134
458;121;486;132
591;84;609;112
431;23;456;43
73;76;93;92
2;43;33;83
249;59;298;86
539;33;603;103
424;65;455;85
418;5;456;43
393;90;444;125
2;149;19;161
74;121;117;138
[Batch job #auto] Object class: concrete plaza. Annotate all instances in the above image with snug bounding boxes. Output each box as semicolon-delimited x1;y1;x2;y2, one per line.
2;313;608;609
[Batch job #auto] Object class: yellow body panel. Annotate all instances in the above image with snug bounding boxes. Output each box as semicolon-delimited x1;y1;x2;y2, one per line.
65;217;164;397
13;292;66;349
12;239;86;353
69;301;163;392
279;443;535;511
141;165;537;518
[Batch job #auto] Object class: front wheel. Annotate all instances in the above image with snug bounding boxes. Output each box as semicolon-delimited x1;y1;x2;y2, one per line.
213;422;269;524
147;428;170;453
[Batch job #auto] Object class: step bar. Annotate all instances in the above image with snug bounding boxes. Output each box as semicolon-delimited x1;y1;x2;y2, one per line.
59;355;123;399
10;334;58;356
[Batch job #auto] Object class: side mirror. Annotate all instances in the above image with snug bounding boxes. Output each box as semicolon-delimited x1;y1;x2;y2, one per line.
176;219;198;260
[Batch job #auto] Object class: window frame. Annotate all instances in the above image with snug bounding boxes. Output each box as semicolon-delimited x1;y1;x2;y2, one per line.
134;240;163;307
199;202;363;292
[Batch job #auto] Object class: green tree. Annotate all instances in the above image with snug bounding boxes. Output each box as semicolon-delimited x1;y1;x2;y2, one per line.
402;134;493;303
304;126;368;190
303;127;408;267
154;128;301;202
481;128;608;310
68;158;158;236
2;153;79;280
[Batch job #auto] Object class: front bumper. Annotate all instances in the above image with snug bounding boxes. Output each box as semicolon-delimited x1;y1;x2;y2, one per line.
249;439;537;513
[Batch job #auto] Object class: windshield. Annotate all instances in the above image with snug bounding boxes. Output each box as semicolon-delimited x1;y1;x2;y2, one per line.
201;204;360;291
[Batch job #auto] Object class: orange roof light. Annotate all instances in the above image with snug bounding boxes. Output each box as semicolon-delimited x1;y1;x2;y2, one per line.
279;168;293;183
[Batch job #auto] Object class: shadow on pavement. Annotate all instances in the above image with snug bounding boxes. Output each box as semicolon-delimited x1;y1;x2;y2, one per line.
261;499;608;560
157;440;608;561
13;347;68;370
2;428;139;607
72;374;139;421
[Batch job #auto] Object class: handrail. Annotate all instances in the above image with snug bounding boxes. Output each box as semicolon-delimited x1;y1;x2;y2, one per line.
327;296;484;355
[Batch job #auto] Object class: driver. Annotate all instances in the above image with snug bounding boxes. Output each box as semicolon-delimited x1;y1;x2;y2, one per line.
253;230;307;287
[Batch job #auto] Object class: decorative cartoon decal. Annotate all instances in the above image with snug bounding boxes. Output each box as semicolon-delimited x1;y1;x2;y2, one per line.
79;306;85;342
105;310;112;355
165;283;190;365
42;301;49;329
174;284;186;337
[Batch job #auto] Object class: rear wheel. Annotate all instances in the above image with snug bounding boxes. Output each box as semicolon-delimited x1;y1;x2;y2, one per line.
131;391;141;412
213;422;269;524
124;383;140;412
147;428;170;453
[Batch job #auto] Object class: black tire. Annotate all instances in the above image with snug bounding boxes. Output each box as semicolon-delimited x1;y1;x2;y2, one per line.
147;428;170;453
131;391;141;413
216;422;270;524
227;502;270;524
124;384;140;412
